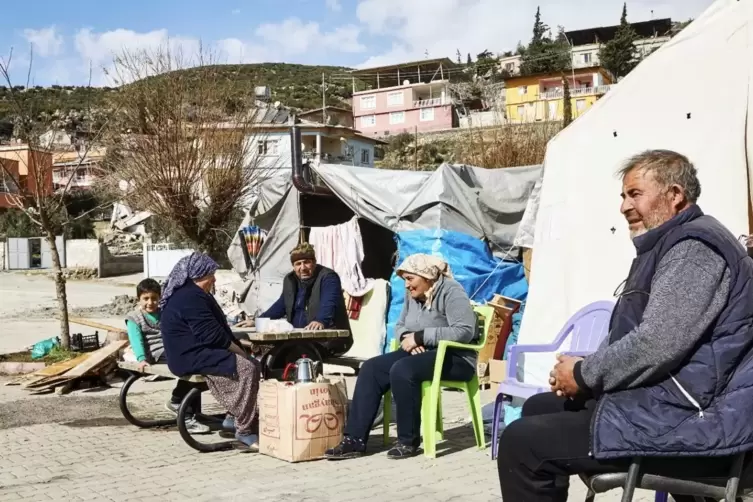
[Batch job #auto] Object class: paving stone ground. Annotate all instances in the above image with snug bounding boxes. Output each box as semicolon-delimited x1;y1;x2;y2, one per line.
0;376;660;502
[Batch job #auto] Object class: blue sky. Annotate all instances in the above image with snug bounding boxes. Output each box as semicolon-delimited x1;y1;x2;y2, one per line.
0;0;713;86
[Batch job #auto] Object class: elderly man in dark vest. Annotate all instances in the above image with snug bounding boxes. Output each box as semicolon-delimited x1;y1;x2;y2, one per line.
497;150;753;502
255;242;352;357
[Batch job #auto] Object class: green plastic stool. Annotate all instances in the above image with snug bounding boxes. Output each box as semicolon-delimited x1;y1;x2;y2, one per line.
382;305;492;458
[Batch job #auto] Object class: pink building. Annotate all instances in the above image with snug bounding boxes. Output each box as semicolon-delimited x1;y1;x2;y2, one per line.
351;58;458;138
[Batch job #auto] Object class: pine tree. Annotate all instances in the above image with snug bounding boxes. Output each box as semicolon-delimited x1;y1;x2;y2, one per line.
467;53;472;65
599;2;639;79
562;74;573;126
476;49;498;78
456;49;462;64
520;8;571;75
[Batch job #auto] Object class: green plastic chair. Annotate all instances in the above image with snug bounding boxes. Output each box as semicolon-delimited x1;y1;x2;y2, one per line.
382;305;491;458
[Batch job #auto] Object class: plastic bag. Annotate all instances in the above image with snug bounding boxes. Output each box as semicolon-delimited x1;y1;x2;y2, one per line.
31;337;59;360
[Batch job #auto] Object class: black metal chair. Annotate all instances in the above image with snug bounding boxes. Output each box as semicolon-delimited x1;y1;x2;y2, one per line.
581;453;752;502
117;363;236;453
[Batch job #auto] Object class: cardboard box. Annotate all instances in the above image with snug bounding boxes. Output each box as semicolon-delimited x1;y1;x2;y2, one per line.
258;378;348;463
489;359;507;384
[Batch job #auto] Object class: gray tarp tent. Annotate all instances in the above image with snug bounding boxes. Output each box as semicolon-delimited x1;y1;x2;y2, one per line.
228;162;542;316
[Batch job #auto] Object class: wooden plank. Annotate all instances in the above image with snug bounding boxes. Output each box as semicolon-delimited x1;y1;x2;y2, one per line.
65;341;127;378
117;361;205;382
68;317;125;333
31;354;91;377
24;376;72;389
324;356;366;369
29;379;74;394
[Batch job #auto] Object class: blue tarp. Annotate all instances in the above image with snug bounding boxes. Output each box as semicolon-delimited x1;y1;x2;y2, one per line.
503;307;525;360
384;229;528;352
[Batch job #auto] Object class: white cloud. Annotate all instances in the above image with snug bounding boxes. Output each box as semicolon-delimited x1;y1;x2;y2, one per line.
255;18;365;55
74;28;201;84
232;8;242;15
66;20;364;85
23;26;64;57
325;0;342;12
355;0;714;67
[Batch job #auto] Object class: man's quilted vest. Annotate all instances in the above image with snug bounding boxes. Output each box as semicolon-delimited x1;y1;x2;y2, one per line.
591;205;753;459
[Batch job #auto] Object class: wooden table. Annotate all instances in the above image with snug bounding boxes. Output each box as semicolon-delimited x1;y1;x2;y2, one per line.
232;328;350;378
232;328;349;342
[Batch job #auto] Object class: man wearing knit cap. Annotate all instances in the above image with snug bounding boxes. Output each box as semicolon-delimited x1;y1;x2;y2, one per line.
253;242;352;357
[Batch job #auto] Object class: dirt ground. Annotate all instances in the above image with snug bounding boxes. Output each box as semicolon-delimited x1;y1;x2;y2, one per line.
0;272;142;354
0;270;241;354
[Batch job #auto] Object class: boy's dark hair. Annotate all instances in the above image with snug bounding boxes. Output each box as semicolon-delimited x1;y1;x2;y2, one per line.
136;278;161;297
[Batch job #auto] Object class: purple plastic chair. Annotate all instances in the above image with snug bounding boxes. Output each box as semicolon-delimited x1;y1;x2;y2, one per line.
490;300;615;460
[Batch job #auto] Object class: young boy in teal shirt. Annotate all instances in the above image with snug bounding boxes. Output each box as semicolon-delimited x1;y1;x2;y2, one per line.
125;278;211;434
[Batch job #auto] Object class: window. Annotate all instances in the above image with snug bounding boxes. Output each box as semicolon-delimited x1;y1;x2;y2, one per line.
517;105;525;119
548;101;558;120
361;149;370;165
505;63;514;72
420;107;435;122
360;95;376;110
257;140;279;156
581;52;592;64
389;111;405;124
0;172;15;193
518;86;528;95
576;99;587;113
360;115;376;128
387;91;404;106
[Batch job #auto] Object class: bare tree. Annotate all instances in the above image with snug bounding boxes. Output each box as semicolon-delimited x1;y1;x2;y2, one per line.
0;48;113;349
103;46;272;258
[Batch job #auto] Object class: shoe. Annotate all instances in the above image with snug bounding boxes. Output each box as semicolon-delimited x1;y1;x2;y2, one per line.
165;401;180;415
234;432;259;453
222;414;236;432
324;436;366;460
387;443;419;459
183;417;211;435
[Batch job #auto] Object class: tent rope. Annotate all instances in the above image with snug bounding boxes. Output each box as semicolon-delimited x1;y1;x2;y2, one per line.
468;246;514;301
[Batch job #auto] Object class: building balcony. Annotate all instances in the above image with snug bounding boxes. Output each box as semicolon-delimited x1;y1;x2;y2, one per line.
539;84;614;100
413;97;449;108
52;175;96;188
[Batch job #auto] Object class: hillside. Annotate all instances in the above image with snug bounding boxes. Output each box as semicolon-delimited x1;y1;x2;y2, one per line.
0;63;356;132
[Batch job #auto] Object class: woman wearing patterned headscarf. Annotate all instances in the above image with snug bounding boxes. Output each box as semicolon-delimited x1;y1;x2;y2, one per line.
326;253;478;460
160;252;261;450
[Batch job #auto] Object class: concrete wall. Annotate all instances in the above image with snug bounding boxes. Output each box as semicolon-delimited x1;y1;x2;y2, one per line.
99;244;143;278
460;111;505;129
65;239;100;269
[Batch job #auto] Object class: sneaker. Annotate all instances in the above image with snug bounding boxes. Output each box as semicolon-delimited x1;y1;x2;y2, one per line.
183;417;211;435
324;436;366;460
222;414;236;432
386;443;419;459
164;401;180;415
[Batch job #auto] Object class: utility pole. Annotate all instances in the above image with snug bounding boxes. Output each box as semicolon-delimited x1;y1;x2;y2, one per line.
322;73;326;124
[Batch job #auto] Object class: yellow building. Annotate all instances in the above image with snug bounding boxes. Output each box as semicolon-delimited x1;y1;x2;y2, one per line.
504;66;615;123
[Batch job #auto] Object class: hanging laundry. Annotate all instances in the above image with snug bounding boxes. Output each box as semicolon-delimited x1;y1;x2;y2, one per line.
309;217;375;298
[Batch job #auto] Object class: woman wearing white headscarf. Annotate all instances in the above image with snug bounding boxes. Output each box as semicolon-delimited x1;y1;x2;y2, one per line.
325;253;478;460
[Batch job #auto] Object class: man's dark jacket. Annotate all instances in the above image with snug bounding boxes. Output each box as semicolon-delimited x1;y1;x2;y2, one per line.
591;205;753;459
280;265;352;357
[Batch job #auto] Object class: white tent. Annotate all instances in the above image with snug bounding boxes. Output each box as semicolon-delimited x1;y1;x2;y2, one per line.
518;0;753;386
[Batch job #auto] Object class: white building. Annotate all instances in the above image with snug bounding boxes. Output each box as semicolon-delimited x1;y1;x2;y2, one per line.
498;18;674;77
